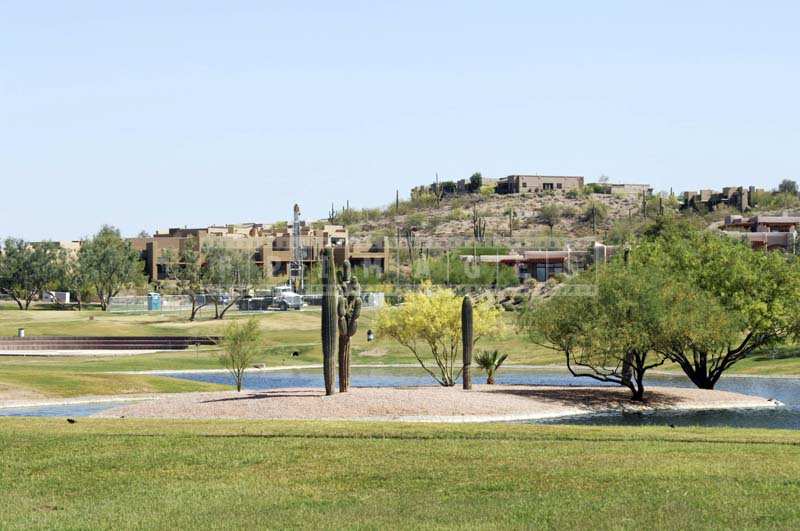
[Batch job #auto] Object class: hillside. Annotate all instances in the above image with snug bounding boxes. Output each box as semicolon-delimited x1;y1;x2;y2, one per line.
337;190;650;245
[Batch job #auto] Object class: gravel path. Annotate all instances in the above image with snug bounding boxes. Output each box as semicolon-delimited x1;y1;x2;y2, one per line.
92;385;778;423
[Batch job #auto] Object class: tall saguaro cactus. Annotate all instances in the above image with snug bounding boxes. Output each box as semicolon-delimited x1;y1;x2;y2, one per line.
337;260;361;392
462;296;473;390
321;247;337;395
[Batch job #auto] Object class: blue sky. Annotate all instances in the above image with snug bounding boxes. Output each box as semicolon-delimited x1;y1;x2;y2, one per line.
2;1;798;241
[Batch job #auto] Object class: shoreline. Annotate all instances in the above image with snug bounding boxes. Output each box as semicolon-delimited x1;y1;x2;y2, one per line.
115;363;800;380
83;385;780;423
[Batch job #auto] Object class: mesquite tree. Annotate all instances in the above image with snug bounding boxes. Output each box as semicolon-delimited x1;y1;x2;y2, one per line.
461;296;473;390
0;238;66;310
160;237;209;321
76;226;144;311
637;223;800;389
336;260;361;393
522;262;677;400
321;247;337;395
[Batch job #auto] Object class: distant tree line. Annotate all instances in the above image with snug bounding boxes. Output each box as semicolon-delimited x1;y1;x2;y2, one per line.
0;226;264;319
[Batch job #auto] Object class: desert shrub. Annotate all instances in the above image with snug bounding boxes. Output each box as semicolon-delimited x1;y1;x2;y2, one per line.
376;284;503;386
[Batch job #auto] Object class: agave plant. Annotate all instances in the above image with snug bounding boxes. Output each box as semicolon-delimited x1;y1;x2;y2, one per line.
475;350;508;384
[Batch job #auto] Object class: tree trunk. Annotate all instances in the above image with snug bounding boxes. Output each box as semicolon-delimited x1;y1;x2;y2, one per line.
217;297;240;320
487;372;495;385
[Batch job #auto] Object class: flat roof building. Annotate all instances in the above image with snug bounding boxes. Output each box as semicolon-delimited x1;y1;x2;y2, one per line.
496;175;584;194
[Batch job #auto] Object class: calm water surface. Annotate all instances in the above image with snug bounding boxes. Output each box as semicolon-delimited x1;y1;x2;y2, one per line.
2;367;798;429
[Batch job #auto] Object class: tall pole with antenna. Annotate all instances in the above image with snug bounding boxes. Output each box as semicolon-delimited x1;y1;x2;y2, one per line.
290;204;304;293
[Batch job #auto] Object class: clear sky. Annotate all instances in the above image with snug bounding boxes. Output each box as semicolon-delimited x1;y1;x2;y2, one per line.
2;1;798;241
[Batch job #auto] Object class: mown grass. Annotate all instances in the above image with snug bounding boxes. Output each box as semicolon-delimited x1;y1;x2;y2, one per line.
1;308;799;398
0;419;799;529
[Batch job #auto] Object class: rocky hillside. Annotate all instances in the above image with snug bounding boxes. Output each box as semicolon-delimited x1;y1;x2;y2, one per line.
341;190;646;245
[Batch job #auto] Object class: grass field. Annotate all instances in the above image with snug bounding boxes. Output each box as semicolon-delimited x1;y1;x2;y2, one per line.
0;419;798;529
1;308;799;398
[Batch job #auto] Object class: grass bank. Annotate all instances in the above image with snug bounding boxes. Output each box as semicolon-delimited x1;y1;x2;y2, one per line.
1;308;799;399
1;419;799;529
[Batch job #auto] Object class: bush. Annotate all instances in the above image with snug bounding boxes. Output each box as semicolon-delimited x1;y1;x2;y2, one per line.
219;318;264;392
376;284;503;386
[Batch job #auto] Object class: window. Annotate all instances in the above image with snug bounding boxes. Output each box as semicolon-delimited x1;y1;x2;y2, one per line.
543;183;554;191
556;183;563;190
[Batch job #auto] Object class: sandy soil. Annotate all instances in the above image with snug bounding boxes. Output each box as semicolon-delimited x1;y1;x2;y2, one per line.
91;385;779;423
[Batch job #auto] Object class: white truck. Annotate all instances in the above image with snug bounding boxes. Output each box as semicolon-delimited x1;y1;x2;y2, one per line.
268;285;304;311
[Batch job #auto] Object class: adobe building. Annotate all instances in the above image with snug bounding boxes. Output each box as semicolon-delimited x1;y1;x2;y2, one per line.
721;214;799;251
496;175;584;194
607;183;652;197
682;186;755;212
130;222;390;283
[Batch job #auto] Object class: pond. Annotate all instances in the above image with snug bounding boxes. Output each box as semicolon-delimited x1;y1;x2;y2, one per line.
2;367;798;428
161;366;800;430
0;401;128;418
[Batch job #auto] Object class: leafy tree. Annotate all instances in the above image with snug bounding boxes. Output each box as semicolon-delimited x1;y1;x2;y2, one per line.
77;226;144;311
161;237;209;321
419;252;518;288
202;243;263;319
538;205;561;236
64;259;95;311
521;262;677;400
475;350;508;384
778;179;798;195
219;318;263;391
0;238;67;310
635;226;800;389
375;284;503;386
468;172;483;193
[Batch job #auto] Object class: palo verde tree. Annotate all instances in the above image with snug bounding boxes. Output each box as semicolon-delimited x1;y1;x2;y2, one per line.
0;238;67;310
77;226;144;311
376;284;502;386
635;223;800;389
160;237;208;321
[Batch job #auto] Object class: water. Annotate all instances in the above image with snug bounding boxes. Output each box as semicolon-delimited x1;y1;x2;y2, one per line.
3;367;799;428
162;367;800;430
0;402;125;417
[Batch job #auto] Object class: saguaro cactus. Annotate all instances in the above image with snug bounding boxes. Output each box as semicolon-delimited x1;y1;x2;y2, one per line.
337;260;361;392
462;296;473;390
321;247;337;395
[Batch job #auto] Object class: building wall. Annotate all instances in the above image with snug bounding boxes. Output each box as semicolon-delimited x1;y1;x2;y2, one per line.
498;175;584;194
608;183;652;196
132;225;389;283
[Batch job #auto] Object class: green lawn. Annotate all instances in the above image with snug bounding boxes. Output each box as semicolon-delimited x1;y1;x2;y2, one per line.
0;419;798;529
1;308;799;398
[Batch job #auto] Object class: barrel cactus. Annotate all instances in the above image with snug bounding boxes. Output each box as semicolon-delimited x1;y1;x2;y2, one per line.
337;260;361;392
321;247;337;395
462;296;473;390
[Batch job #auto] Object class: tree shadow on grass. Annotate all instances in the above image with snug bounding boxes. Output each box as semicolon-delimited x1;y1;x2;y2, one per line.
480;386;682;409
